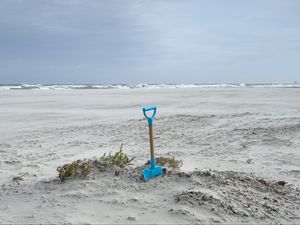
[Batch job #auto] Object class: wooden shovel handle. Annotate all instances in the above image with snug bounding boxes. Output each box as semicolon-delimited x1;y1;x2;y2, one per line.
149;124;155;158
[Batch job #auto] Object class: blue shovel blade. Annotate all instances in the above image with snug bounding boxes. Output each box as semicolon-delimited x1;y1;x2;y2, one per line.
142;166;163;180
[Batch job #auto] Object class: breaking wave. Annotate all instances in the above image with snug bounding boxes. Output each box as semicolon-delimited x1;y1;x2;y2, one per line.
0;83;299;91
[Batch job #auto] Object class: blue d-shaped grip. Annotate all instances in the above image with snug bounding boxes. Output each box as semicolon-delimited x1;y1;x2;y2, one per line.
143;106;157;125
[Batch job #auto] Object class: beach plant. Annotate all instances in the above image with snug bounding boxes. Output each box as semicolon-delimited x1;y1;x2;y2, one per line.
57;159;93;182
57;144;135;182
145;155;183;170
94;144;135;171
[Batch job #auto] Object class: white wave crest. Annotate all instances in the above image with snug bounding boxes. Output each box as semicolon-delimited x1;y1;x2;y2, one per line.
0;83;299;91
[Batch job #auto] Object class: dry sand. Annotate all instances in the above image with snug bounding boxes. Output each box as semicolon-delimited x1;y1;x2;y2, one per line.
0;87;299;224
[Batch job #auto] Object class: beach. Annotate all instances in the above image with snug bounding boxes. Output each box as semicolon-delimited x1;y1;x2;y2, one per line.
0;87;300;224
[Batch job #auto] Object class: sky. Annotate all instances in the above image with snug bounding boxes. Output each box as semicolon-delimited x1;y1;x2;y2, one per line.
0;0;299;84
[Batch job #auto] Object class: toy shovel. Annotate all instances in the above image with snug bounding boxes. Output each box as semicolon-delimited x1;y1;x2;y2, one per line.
142;106;163;180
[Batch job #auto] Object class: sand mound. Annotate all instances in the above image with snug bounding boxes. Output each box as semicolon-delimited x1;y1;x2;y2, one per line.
120;168;300;223
1;165;300;224
173;170;300;223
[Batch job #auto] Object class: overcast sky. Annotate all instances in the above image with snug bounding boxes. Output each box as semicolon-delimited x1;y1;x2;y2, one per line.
0;0;299;84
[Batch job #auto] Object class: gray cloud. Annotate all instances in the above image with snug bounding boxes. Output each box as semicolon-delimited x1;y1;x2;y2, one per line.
0;0;299;84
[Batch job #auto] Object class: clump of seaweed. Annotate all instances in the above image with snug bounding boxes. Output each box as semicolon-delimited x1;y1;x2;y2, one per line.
57;159;93;182
94;144;135;171
145;155;183;170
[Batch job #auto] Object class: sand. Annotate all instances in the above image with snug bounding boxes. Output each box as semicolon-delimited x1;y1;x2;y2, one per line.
0;87;299;224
